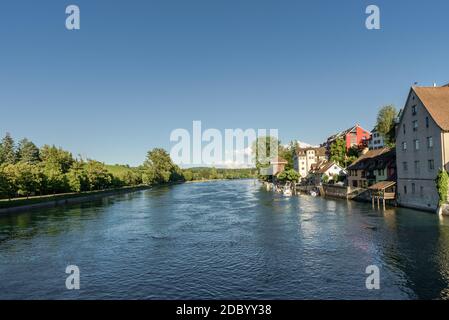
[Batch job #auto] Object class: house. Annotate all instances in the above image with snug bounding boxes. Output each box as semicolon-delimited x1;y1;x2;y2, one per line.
368;127;386;150
260;156;288;178
347;147;396;188
308;161;347;185
324;124;371;152
293;147;327;178
396;85;449;212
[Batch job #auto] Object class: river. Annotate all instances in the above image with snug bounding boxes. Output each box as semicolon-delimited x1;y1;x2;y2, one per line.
1;179;449;299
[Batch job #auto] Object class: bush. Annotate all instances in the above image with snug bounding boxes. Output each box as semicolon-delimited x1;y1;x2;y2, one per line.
436;170;449;205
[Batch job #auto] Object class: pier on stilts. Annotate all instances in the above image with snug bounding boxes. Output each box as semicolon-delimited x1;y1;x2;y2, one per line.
369;181;396;210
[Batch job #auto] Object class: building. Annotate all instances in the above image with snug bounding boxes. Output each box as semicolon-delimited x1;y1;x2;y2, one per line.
293;147;327;178
260;156;288;178
308;161;347;185
347;147;396;188
324;124;371;152
396;85;449;212
368;127;386;150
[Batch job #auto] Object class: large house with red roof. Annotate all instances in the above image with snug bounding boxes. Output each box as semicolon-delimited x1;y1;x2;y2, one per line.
324;124;372;152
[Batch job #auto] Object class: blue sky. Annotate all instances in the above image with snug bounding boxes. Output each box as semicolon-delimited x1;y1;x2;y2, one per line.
1;0;449;166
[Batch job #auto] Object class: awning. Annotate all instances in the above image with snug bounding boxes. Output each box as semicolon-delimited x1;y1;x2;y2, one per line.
368;181;396;191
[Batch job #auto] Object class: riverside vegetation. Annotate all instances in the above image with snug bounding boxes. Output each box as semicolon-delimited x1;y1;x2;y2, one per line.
0;133;256;207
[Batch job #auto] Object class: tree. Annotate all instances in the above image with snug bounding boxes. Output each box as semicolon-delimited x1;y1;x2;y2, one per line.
43;164;69;194
376;105;398;146
0;133;17;164
0;164;19;199
329;138;347;167
279;142;295;171
84;160;113;191
17;138;40;164
182;170;194;181
15;162;37;198
143;148;178;184
277;169;300;182
40;145;74;173
252;136;281;170
66;161;88;192
436;170;449;205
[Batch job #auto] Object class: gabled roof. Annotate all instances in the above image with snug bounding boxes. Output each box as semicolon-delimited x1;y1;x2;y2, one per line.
317;161;342;174
347;147;395;171
295;146;326;157
413;86;449;131
327;124;371;142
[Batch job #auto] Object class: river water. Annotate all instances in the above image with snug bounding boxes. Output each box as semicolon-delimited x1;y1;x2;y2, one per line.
1;179;449;300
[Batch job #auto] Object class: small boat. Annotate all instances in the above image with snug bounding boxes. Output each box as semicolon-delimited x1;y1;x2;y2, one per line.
283;182;293;196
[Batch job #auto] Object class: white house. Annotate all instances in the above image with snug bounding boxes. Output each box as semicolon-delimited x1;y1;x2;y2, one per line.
368;127;386;150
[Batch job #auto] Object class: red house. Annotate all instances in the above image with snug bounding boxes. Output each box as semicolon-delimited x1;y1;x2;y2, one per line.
325;124;371;151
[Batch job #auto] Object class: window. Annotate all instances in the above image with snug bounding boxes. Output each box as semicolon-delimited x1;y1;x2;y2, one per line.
428;159;435;170
414;139;420;151
403;124;406;135
412;183;416;194
412;105;417;115
403;162;408;171
414;161;420;174
404;185;408;194
413;120;418;131
402;142;407;151
427;136;433;149
420;186;424;197
352;180;358;188
426;117;429;128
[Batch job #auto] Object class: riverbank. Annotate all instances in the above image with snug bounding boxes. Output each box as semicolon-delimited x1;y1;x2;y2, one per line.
0;185;154;215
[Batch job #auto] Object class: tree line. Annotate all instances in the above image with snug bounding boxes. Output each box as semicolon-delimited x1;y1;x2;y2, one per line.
0;133;256;200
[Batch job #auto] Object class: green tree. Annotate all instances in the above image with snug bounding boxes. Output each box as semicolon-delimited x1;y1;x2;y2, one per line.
329;138;347;167
0;164;19;199
182;170;194;181
279;142;295;171
40;145;74;173
376;105;398;146
15;162;37;198
277;169;300;182
252;136;281;169
436;170;449;205
17;138;40;164
143;148;178;184
0;133;17;164
66;161;88;192
85;160;113;191
43;164;69;194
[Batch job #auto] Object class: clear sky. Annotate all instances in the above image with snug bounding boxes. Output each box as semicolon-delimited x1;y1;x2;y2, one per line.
1;0;449;166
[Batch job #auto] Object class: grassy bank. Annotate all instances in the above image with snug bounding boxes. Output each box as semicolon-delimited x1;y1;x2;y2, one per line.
0;184;152;210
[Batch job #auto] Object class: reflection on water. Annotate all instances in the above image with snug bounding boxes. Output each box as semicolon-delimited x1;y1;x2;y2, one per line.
0;179;448;299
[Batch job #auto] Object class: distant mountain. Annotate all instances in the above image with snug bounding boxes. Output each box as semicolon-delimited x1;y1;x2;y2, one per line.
283;141;319;149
